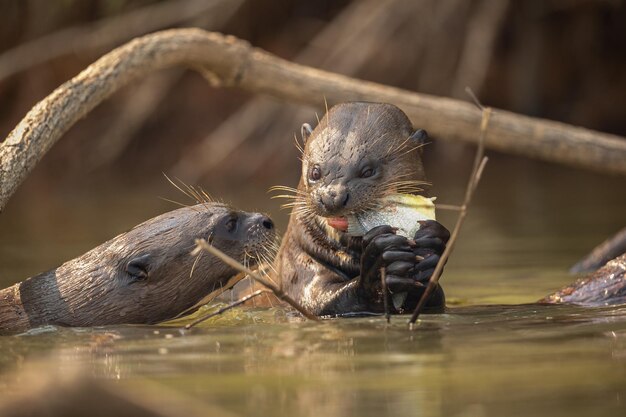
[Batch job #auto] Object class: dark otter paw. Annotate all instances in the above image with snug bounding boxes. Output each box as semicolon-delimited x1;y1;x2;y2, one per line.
413;220;450;256
404;220;450;287
360;221;449;299
360;225;419;294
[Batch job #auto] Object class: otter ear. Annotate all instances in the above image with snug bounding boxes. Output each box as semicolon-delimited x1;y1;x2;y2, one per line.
409;129;428;145
301;123;313;145
126;254;151;281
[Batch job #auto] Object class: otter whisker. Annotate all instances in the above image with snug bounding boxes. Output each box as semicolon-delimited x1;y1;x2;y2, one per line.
395;142;429;159
276;200;302;208
186;184;208;206
164;173;199;204
271;194;304;201
384;134;413;159
259;253;277;276
369;131;390;149
163;173;214;209
279;198;307;206
280;199;308;211
268;185;308;195
324;96;330;130
281;204;307;211
189;251;203;279
291;207;315;218
198;187;213;204
158;196;193;210
381;172;420;181
294;133;305;156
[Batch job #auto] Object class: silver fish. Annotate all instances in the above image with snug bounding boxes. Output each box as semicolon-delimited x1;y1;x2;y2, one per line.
346;194;436;310
346;194;436;238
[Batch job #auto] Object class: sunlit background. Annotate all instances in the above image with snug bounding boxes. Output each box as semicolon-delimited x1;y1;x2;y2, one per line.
1;0;624;299
0;1;625;416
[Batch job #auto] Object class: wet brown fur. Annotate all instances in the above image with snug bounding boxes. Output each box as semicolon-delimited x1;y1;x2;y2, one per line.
275;102;443;315
0;203;276;334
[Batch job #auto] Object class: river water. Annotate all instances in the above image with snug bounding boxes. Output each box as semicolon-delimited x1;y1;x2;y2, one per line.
0;153;625;416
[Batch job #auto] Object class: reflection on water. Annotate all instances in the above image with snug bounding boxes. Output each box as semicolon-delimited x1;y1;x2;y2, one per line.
0;154;625;416
1;304;626;417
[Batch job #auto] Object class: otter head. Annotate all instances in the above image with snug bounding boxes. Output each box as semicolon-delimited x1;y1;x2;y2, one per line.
299;102;428;228
44;203;276;326
120;203;275;283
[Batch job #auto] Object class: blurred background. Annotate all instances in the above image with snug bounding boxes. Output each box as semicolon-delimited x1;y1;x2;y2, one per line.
0;0;625;303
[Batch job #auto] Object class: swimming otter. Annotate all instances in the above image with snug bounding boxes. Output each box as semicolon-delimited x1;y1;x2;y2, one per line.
275;102;450;316
0;203;275;334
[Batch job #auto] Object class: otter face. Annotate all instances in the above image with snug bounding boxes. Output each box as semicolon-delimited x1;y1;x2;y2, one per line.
120;203;275;284
58;203;276;325
300;102;428;220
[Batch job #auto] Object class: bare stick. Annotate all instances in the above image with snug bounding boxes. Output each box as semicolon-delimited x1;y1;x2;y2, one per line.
381;267;390;323
570;227;626;274
2;30;625;212
184;289;270;329
409;108;492;328
172;0;413;181
193;239;319;321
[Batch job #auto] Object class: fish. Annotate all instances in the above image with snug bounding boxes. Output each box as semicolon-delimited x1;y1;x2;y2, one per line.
346;194;436;238
346;194;436;311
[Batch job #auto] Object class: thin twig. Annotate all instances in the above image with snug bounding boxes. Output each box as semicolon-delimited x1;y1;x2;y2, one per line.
192;239;320;321
409;107;492;328
184;289;270;329
381;267;390;323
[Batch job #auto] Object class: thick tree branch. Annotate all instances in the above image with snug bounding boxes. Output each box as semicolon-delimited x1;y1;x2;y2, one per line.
1;29;625;211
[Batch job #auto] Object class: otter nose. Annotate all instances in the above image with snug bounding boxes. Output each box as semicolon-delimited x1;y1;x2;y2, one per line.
320;188;350;213
259;215;274;230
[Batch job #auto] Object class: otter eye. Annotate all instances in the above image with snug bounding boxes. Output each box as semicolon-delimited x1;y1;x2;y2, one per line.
309;165;322;182
225;216;238;233
360;167;375;178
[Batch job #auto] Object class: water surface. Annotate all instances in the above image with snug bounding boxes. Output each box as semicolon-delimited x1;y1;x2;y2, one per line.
0;156;625;416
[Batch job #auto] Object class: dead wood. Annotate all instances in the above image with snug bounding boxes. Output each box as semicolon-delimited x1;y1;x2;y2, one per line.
172;0;408;181
570;227;626;274
1;28;625;211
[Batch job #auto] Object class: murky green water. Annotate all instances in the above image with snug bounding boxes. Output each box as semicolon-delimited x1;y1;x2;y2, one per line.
0;155;625;416
1;304;625;416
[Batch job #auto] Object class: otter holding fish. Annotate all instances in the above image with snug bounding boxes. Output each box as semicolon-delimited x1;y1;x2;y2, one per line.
274;101;626;316
0;202;276;334
274;102;450;316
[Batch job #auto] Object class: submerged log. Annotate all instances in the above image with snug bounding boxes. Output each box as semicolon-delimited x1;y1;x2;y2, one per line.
542;253;626;306
570;227;626;274
1;29;626;212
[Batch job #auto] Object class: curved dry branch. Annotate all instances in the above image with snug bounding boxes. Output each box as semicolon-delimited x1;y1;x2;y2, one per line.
1;28;625;211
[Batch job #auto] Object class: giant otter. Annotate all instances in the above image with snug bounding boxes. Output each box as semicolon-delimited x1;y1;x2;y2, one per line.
0;203;275;334
275;102;450;316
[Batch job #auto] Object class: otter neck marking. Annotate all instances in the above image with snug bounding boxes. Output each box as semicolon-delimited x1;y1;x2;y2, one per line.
0;203;276;334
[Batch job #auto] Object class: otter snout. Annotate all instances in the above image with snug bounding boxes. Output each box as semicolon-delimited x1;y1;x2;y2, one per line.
251;213;274;231
243;212;277;257
317;185;350;215
261;215;274;230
